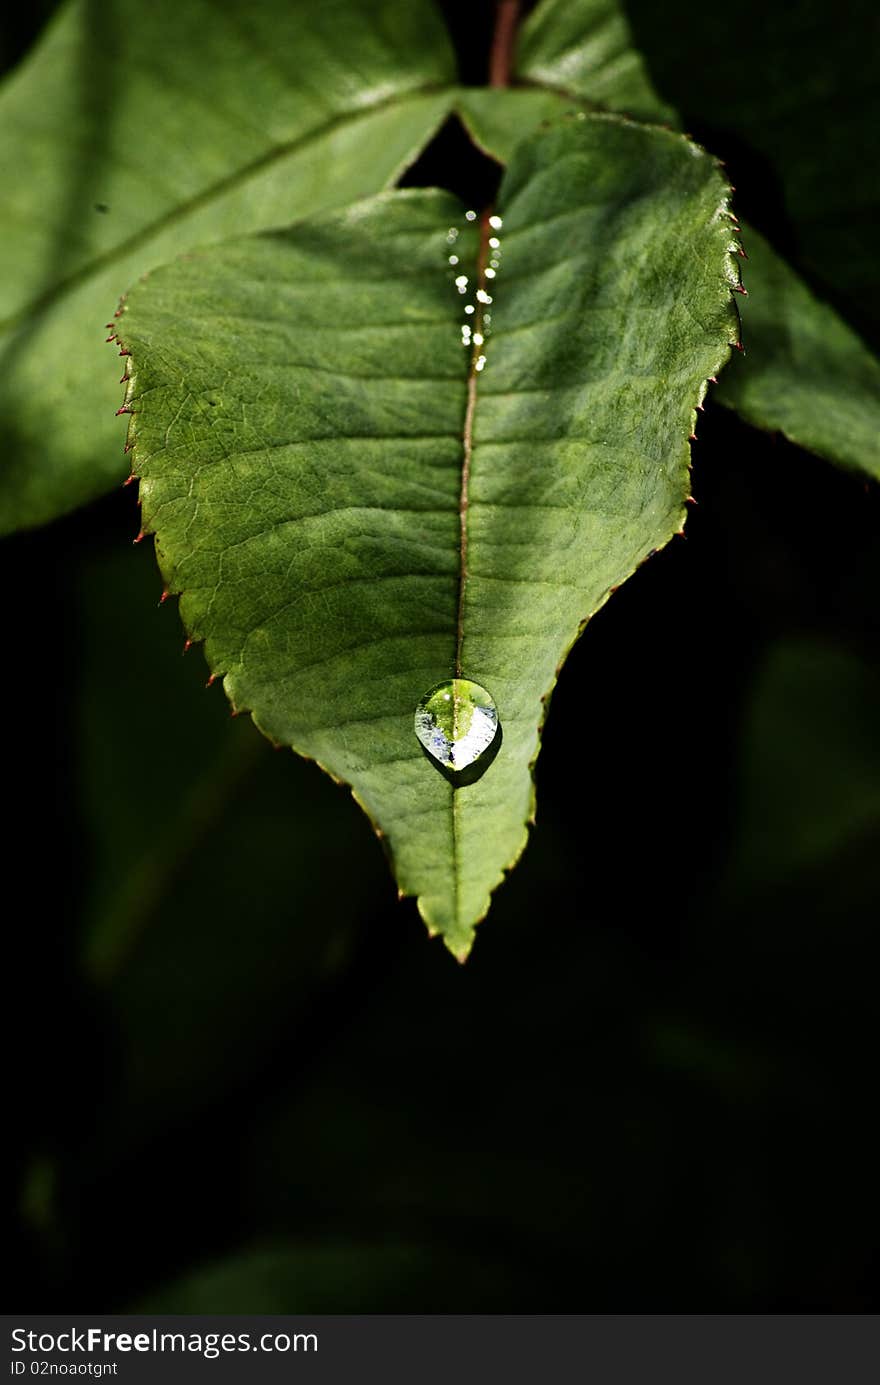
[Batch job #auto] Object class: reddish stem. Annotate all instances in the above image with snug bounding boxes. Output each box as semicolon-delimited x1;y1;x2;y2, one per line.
489;0;520;88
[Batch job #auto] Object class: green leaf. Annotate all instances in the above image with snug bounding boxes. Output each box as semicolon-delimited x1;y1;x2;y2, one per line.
714;229;880;479
516;0;675;124
117;114;739;955
461;1;880;481
0;0;455;534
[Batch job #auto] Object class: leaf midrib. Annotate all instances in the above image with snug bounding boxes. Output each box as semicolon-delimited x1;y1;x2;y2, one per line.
0;80;454;336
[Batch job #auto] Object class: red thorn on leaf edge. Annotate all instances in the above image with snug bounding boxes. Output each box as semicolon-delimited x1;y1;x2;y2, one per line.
183;639;193;654
123;473;136;486
731;341;744;352
133;530;145;544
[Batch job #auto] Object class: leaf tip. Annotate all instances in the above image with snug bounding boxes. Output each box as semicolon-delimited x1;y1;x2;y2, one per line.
447;936;474;965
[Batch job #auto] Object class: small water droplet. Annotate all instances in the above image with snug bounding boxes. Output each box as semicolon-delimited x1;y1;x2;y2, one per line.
488;215;503;230
476;289;492;304
414;679;500;776
464;304;475;315
488;236;500;249
465;209;477;222
447;227;459;242
472;332;484;346
475;355;487;372
448;254;459;265
485;267;496;279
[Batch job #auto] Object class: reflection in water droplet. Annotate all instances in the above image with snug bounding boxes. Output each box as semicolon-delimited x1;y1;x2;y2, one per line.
414;679;500;776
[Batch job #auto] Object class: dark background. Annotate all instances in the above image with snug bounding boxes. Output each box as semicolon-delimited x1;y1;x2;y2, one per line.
6;1;880;1311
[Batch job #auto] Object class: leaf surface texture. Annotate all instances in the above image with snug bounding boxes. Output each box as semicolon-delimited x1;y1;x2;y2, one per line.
119;116;739;952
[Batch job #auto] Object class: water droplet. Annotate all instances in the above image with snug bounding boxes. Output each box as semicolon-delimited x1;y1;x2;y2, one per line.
455;274;468;293
475;289;492;304
447;228;459;242
485;267;496;279
465;209;477;222
414;679;500;775
464;304;475;315
488;236;500;250
448;254;459;265
488;215;503;230
472;332;484;346
475;355;487;372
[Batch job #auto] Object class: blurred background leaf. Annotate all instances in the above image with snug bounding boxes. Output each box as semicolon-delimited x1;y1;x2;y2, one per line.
0;0;455;533
624;0;880;345
138;1241;535;1313
76;537;397;1141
